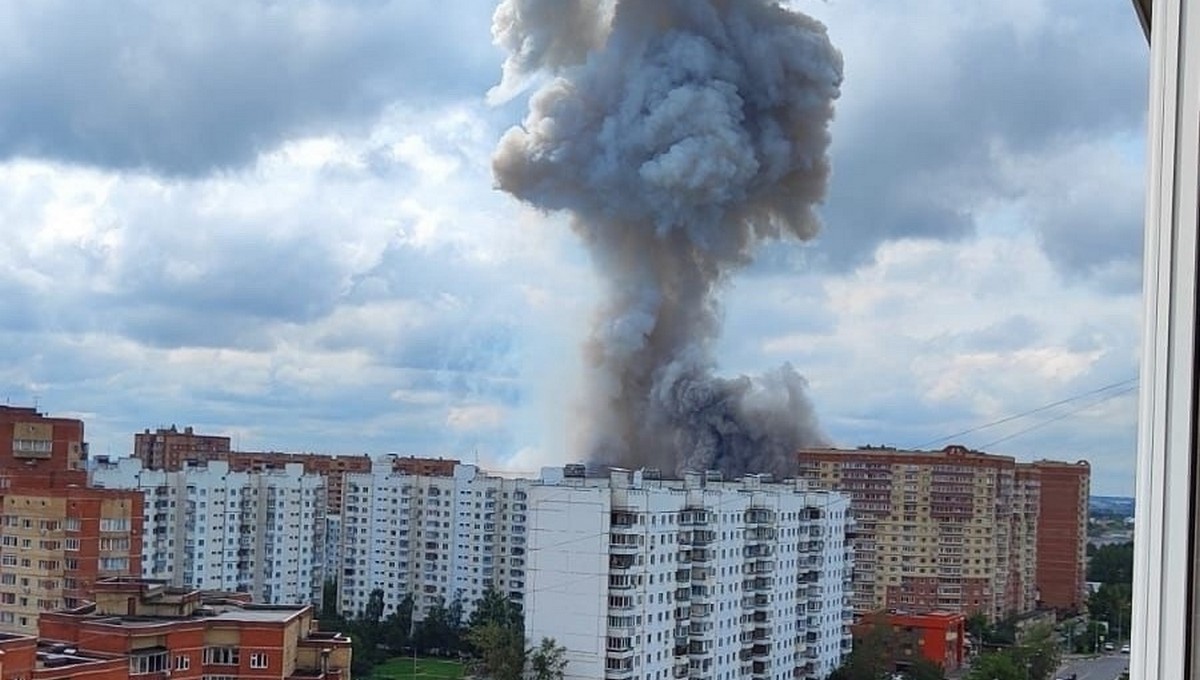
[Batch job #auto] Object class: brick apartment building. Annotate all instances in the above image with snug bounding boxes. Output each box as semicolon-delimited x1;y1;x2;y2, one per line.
0;487;143;635
1031;459;1090;613
0;577;352;680
132;426;458;512
797;445;1041;621
853;611;967;673
0;406;89;489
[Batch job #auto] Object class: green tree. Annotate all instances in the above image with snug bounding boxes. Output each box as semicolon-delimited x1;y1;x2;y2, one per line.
415;597;462;655
1013;623;1061;680
902;657;944;680
527;637;569;680
1086;542;1134;585
965;612;990;644
966;651;1023;680
466;621;525;680
470;584;524;631
1088;583;1132;642
363;587;385;624
828;613;894;680
380;593;414;654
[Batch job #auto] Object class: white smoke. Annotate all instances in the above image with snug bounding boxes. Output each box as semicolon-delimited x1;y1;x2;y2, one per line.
492;0;842;478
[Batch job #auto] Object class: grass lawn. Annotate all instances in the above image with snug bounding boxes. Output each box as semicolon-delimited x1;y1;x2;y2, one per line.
368;656;465;679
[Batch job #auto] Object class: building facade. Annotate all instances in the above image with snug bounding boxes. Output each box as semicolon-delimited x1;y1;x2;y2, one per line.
1031;460;1090;613
90;458;326;606
0;487;143;634
0;406;88;489
796;445;1041;621
131;426;458;513
339;461;529;620
853;611;966;674
34;577;352;680
524;467;854;680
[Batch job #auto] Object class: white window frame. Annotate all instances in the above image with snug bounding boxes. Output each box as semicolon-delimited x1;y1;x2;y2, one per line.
1134;1;1200;678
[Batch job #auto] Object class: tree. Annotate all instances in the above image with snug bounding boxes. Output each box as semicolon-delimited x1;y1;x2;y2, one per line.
527;637;569;680
966;652;1023;680
363;587;385;624
1013;623;1061;680
380;593;414;655
828;613;894;680
1086;542;1134;585
1088;583;1132;642
965;612;990;644
415;597;463;656
902;658;944;680
470;584;524;631
467;621;525;680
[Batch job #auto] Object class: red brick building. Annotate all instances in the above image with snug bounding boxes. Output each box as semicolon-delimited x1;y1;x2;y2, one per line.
854;611;967;673
797;446;1040;621
2;578;353;680
0;487;144;634
132;426;458;512
0;406;88;489
1031;460;1090;613
0;632;128;680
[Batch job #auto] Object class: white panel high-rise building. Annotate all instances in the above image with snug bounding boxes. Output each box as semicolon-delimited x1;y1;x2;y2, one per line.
524;466;854;680
338;461;530;619
90;458;326;605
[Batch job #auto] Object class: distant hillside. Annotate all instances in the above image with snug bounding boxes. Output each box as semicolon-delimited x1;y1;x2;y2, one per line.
1090;496;1135;517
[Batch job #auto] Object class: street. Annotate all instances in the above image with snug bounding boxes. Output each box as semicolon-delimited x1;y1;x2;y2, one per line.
1055;654;1130;680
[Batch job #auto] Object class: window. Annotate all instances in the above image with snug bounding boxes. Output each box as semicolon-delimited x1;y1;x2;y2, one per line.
249;652;268;669
174;654;190;670
203;647;239;666
64;518;80;532
99;518;130;532
65;538;79;551
98;557;128;571
129;650;168;675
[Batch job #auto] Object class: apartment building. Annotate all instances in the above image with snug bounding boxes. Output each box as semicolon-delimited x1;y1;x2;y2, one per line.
132;426;458;513
796;445;1041;621
132;425;231;470
90;458;326;606
0;487;143;635
524;466;854;680
339;460;529;620
1031;460;1090;613
0;406;88;489
30;577;352;680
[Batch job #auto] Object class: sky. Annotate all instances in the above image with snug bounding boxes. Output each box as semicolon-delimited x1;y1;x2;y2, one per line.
0;0;1147;495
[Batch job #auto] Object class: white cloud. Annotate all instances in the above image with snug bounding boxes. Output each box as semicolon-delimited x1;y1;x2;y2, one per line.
0;0;1147;496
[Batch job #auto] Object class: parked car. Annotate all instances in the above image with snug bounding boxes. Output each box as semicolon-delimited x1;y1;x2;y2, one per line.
1104;642;1115;652
1121;644;1131;654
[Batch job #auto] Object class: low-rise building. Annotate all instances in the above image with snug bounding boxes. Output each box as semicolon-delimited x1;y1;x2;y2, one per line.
32;577;352;680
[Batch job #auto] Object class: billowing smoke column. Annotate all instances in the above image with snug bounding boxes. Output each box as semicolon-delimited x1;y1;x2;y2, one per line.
492;0;842;478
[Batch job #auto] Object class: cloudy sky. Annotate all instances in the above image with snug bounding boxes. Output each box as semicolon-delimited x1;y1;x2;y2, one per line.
0;0;1147;495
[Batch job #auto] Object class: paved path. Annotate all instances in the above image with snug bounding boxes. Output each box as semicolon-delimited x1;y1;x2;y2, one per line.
1055;653;1129;680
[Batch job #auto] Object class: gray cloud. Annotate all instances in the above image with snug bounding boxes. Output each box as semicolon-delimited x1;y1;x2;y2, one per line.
0;0;498;175
810;0;1147;277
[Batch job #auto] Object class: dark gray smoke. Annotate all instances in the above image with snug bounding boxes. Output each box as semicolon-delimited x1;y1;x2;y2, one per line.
492;0;841;478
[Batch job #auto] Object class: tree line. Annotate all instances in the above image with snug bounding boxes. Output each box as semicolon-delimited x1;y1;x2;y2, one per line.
317;579;567;679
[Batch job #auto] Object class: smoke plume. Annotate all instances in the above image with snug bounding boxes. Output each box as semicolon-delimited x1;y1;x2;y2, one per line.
492;0;842;478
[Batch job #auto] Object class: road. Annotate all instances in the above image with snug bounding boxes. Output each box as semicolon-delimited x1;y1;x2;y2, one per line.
1055;654;1129;680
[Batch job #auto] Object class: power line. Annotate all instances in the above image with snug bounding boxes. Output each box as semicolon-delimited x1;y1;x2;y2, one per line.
977;385;1138;450
912;377;1138;449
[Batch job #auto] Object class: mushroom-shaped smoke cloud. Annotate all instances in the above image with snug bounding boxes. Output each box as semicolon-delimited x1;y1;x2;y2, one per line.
493;0;842;478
